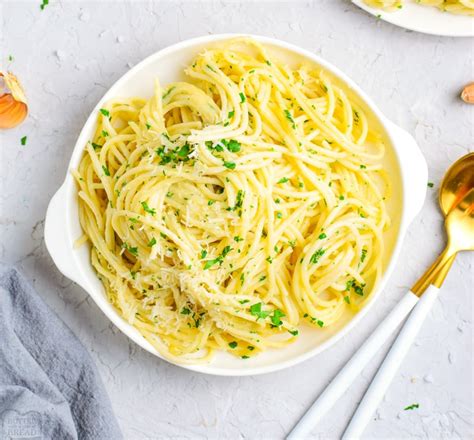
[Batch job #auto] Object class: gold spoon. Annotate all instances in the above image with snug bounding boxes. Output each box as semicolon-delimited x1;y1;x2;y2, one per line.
412;151;474;295
288;153;474;440
340;152;474;438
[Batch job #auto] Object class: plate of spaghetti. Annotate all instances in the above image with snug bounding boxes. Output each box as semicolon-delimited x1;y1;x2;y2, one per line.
353;0;474;36
45;35;427;375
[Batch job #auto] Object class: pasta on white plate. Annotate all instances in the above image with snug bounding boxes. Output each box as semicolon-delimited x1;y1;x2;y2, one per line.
364;0;474;15
74;38;390;364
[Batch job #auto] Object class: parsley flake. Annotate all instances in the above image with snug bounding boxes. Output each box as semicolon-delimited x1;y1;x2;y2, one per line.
141;201;156;216
310;249;325;264
250;302;270;320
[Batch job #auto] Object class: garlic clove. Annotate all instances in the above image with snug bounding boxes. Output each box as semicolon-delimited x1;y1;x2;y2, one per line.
461;82;474;104
0;71;28;129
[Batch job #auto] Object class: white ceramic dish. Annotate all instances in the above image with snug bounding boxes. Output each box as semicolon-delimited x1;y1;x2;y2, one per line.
44;34;428;376
352;0;474;37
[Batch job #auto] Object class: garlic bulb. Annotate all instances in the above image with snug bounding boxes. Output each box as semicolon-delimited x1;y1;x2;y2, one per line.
0;72;28;129
461;82;474;104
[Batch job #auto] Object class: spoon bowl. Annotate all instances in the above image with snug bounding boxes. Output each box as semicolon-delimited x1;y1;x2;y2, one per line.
439;152;474;215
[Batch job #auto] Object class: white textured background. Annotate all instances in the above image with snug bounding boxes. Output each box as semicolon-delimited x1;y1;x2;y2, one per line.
1;1;473;439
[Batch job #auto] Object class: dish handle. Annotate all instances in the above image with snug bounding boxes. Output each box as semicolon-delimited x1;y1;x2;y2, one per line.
385;120;428;222
44;184;80;284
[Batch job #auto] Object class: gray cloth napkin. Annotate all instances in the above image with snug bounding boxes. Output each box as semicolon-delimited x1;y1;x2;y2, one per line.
0;265;122;440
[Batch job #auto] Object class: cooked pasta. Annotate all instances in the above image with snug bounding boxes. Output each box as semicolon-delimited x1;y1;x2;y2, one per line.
364;0;474;15
74;38;390;363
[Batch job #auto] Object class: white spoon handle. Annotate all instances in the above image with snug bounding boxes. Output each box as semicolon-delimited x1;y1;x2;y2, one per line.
342;284;439;439
287;291;419;440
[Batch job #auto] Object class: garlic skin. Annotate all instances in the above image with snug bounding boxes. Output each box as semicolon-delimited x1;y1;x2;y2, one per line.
0;72;28;129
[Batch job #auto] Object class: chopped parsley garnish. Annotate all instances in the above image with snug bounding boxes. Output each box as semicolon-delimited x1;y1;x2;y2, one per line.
339;195;345;200
265;60;272;66
141;201;156;216
259;275;266;282
276;212;283;219
250;302;270;320
102;165;110;176
247;345;255;351
239;92;246;103
354;283;365;296
288;329;299;336
228;341;238;349
284;109;296;129
200;249;208;259
277;177;289;184
221;139;241;152
310;248;325;264
235;190;244;208
360;164;366;169
145;123;151;129
228;110;235;118
203;246;232;270
404;403;419;411
122;242;138;256
101;130;109;137
181;307;191;315
91;142;102;150
223;161;236;170
99;108;110;117
266;256;273;264
177;143;190;158
206;141;224;152
208;200;215;206
270;309;285;327
427;182;434;188
239;299;250;304
241;355;250;359
156;142;193;164
20;136;27;146
318;233;327;240
147;237;157;247
361;248;367;262
344;295;351;304
40;0;49;10
234;236;243;242
346;279;365;296
317;320;324;328
288;240;296;248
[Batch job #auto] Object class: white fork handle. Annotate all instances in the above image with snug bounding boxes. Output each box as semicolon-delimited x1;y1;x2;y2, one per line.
342;284;439;439
287;291;419;440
